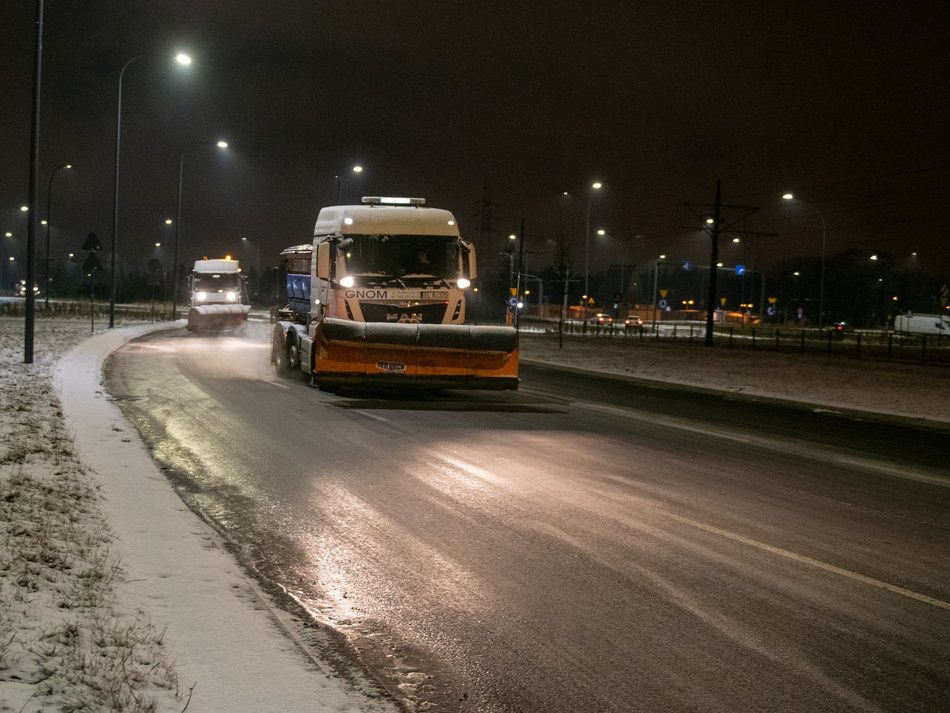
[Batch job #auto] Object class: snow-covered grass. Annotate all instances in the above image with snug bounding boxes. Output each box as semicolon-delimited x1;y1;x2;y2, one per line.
0;319;179;712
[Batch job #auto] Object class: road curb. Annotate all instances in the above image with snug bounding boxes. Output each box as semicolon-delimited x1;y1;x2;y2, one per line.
520;358;950;434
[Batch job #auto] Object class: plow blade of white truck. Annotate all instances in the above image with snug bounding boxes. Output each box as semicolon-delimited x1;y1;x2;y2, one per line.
313;318;519;390
186;304;250;331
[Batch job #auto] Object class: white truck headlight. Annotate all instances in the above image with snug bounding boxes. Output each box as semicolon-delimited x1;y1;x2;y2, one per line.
339;275;355;288
196;291;207;301
226;291;237;302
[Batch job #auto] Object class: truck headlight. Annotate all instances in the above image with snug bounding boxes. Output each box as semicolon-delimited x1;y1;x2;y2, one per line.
196;291;207;301
339;275;355;288
457;277;471;289
226;291;237;302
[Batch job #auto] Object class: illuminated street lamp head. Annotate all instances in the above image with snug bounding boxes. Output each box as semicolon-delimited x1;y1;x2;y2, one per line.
782;193;794;200
175;53;192;65
4;232;12;237
20;205;28;212
216;140;228;148
65;164;72;169
352;165;363;173
154;242;161;247
508;233;517;241
591;182;602;190
597;229;606;236
165;218;173;225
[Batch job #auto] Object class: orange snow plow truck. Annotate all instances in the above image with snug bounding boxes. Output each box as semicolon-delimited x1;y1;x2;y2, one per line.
270;197;519;391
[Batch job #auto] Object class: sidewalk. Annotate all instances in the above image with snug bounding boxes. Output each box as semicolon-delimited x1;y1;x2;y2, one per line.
1;318;397;713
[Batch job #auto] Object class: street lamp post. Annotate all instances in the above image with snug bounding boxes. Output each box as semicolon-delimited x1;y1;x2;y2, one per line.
241;235;261;301
335;165;364;203
110;52;191;328
1;232;12;292
584;181;602;300
44;163;71;307
172;140;228;320
783;193;827;328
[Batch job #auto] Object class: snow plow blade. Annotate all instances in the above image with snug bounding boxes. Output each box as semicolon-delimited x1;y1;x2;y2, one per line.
313;318;519;390
186;304;251;331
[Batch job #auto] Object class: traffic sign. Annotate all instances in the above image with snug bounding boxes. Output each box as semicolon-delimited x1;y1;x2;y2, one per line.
82;252;102;273
735;264;746;275
81;232;102;252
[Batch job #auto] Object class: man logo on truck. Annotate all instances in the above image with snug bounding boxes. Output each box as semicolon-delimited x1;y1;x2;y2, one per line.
387;312;423;323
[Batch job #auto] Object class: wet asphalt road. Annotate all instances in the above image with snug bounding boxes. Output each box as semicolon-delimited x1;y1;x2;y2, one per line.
104;325;950;713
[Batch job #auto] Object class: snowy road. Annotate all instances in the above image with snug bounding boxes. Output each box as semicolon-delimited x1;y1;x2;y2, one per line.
103;325;950;713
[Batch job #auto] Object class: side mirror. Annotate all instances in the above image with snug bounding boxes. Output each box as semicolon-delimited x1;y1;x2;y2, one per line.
461;240;477;280
315;241;331;279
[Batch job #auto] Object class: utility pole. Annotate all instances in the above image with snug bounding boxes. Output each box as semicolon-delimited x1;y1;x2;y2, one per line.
516;217;525;330
681;181;775;347
704;182;722;346
473;184;498;277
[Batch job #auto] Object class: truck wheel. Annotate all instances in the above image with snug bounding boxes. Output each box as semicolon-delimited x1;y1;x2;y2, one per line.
288;335;302;371
272;330;289;378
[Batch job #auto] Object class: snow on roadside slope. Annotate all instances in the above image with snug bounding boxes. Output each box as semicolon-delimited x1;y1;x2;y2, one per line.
519;333;950;426
1;318;397;713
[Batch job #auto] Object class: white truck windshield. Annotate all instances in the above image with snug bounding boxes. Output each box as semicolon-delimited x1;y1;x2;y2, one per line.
193;273;242;291
342;234;460;279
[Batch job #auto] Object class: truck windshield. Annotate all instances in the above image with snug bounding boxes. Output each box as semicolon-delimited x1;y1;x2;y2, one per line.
342;234;460;279
193;273;242;291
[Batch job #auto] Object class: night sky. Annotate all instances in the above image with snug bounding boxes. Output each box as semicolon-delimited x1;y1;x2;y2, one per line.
2;1;949;291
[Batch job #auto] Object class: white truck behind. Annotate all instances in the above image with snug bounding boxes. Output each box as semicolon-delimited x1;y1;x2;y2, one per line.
893;312;949;337
186;257;251;331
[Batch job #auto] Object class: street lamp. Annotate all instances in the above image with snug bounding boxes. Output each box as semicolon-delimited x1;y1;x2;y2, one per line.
585;181;602;299
110;51;192;328
44;163;71;307
335;164;364;203
597;229;634;295
782;192;828;328
172;139;228;320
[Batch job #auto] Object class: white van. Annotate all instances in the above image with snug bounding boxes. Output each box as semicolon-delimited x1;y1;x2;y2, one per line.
893;313;949;336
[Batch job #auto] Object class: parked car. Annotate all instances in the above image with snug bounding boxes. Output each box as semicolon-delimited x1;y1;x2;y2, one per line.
16;280;40;297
